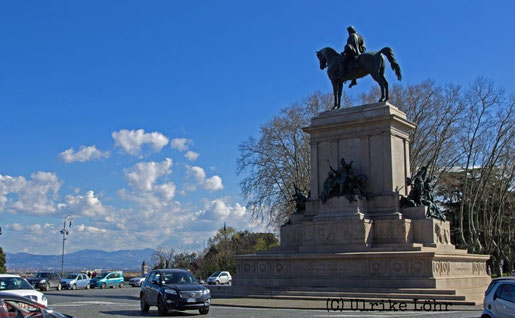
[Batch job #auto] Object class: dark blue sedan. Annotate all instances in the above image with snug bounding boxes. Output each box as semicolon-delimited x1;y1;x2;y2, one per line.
140;269;210;316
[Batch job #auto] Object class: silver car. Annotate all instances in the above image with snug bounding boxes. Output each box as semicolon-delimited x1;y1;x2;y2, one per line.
129;276;145;287
61;273;90;290
482;277;515;318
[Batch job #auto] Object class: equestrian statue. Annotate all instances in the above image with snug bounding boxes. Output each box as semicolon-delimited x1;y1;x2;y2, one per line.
316;26;402;109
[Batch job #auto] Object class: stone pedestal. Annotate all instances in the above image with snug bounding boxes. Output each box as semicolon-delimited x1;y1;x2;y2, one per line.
303;102;415;219
234;102;490;304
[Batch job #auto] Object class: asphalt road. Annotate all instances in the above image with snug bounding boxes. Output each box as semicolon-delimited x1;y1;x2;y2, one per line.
44;286;483;318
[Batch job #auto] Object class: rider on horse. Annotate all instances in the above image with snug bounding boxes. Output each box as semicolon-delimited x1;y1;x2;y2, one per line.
340;26;366;88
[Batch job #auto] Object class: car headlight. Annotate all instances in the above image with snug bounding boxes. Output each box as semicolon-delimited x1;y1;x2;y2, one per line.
202;289;210;295
164;289;177;295
40;280;46;283
42;295;47;302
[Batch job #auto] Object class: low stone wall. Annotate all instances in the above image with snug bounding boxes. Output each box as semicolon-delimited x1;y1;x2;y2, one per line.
234;250;490;303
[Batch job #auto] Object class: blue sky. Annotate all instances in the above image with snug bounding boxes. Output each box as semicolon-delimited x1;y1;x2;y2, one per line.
1;1;514;254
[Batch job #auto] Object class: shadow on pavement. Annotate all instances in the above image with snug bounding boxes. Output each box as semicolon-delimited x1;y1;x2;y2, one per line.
100;310;200;316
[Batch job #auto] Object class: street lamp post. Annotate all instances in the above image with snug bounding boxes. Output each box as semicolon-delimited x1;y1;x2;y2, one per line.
60;215;73;278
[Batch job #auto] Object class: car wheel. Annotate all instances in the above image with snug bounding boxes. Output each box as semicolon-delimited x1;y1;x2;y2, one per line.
140;294;149;313
119;282;124;288
57;283;62;291
215;280;220;285
72;284;77;290
227;280;232;286
199;308;209;315
157;295;168;316
101;283;106;289
86;283;90;290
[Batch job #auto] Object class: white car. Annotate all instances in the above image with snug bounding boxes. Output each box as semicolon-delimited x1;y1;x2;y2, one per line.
207;271;231;285
482;277;515;318
128;276;145;287
0;274;48;307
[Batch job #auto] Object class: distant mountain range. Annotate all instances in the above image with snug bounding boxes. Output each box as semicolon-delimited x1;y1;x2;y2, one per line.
6;248;156;271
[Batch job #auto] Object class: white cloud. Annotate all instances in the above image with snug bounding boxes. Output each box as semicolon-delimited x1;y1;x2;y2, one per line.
5;223;56;235
59;190;107;218
112;129;169;155
124;158;173;191
185;165;224;192
6;223;23;231
170;138;192;151
118;158;177;212
0;172;62;215
60;145;111;163
184;150;199;161
0;145;272;254
75;224;108;234
200;199;247;220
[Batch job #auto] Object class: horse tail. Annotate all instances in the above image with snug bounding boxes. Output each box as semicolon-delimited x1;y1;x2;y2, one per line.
380;47;402;81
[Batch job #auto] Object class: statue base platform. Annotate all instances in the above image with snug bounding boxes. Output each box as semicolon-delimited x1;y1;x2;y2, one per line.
234;103;490;304
236;206;490;304
233;248;490;304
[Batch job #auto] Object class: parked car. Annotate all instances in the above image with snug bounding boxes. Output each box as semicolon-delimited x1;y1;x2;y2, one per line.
0;292;74;317
482;277;515;318
27;272;62;291
61;273;90;290
89;271;124;289
129;276;146;287
207;271;231;285
0;274;48;307
140;269;210;316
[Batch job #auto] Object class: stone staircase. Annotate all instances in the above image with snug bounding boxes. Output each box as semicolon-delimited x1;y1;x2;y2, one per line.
207;285;484;306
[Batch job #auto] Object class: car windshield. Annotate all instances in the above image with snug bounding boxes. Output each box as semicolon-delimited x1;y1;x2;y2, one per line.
64;274;78;279
162;272;197;285
34;273;50;278
210;271;221;277
0;277;33;290
96;273;109;279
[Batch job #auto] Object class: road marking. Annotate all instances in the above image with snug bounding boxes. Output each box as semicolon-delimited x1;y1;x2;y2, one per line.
51;301;139;307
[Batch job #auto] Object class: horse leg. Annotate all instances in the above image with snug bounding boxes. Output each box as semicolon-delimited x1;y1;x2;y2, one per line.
381;75;389;102
331;79;339;109
338;81;343;108
371;71;388;102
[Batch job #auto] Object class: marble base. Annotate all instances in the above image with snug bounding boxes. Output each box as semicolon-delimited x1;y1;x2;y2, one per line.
234;250;490;303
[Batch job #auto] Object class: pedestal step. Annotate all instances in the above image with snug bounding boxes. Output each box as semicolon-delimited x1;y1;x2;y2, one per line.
207;285;478;305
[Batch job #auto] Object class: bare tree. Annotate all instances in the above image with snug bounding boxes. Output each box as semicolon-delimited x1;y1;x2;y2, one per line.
151;245;175;269
237;92;334;226
359;81;464;176
435;79;514;274
237;79;514;273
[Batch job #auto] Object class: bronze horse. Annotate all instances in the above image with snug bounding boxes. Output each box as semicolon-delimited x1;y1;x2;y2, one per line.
316;47;402;109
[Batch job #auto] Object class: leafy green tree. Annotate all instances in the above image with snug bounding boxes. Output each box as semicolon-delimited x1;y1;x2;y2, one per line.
173;252;197;269
0;247;6;274
196;226;279;277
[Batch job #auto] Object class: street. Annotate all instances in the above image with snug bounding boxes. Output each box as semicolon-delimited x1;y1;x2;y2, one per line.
44;286;483;318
